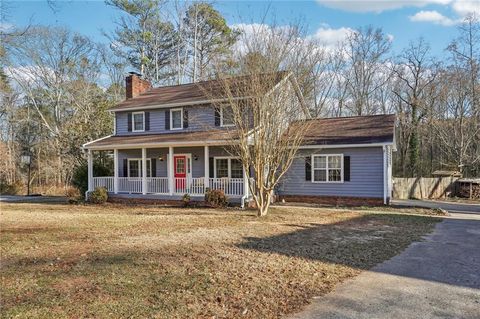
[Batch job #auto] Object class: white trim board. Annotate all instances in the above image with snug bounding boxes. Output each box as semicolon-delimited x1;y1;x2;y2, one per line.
82;135;113;148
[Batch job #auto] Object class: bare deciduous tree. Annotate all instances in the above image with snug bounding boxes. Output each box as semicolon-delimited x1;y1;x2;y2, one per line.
393;38;439;176
343;26;392;116
208;22;318;216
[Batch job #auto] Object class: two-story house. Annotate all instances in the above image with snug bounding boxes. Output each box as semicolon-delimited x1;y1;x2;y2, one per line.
83;71;395;206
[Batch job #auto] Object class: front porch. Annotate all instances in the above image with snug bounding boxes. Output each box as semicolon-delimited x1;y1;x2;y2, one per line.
86;145;250;201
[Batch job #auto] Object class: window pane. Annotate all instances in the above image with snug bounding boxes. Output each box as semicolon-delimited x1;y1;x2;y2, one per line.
172;110;182;129
313;156;326;169
222;105;234;126
133;113;144;131
231;159;243;178
329;169;342;181
216;159;229;178
328;156;341;169
313;169;326;182
176;158;185;174
129;160;140;177
129;160;152;177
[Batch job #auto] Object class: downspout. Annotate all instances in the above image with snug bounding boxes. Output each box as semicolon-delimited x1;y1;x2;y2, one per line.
81;146;91;201
241;194;248;209
241;169;249;209
383;145;387;205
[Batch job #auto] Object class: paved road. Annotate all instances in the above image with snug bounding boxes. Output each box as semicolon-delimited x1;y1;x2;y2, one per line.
0;195;67;204
393;199;480;214
288;205;480;319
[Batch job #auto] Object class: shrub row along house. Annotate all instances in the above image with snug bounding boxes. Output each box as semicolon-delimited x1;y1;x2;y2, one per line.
83;71;395;206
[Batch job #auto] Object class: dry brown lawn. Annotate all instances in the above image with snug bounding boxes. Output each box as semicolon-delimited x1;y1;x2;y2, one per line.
0;203;440;319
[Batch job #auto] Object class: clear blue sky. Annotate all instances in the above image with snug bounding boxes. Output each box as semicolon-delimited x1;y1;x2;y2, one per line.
4;0;478;57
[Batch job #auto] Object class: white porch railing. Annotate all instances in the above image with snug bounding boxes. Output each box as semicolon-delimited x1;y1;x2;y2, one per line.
209;178;244;196
147;177;169;194
118;177;142;193
92;177;246;197
92;177;114;192
173;178;205;195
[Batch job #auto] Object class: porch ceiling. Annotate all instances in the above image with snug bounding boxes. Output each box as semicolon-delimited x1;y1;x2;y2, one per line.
83;130;238;150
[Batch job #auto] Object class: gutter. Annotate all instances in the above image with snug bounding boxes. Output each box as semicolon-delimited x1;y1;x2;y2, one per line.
109;96;251;113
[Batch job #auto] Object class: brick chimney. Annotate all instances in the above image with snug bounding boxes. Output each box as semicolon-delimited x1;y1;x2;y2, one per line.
126;72;152;99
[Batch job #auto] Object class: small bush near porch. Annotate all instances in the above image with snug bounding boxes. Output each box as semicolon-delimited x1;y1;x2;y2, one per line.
0;203;439;318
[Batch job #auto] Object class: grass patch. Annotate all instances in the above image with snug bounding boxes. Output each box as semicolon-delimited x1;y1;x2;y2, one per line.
0;203;441;318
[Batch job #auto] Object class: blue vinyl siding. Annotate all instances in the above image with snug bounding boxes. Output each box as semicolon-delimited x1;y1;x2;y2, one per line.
278;147;384;198
118;146;231;178
116;105;218;136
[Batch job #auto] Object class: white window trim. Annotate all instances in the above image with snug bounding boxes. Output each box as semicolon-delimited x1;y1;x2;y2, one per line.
170;108;183;130
220;105;235;127
127;158;152;178
213;156;243;179
132;111;145;132
311;154;344;184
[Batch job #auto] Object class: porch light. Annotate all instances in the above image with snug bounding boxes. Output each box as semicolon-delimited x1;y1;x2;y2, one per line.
193;154;198;161
158;155;164;161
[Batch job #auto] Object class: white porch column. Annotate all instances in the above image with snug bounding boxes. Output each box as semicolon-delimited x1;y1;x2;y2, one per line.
168;146;174;195
113;149;118;194
87;149;93;192
204;145;209;190
142;148;147;195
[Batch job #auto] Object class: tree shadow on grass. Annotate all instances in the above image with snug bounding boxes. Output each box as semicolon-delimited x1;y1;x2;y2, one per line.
237;213;480;289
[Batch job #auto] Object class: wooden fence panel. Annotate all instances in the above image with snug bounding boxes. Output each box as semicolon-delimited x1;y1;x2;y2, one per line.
393;177;458;200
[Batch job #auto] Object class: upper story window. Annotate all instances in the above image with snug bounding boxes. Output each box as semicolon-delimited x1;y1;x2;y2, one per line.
132;112;145;132
220;105;235;127
312;154;343;183
170;108;183;130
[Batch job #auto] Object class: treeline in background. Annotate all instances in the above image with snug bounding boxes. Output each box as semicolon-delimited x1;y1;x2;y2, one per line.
0;0;478;194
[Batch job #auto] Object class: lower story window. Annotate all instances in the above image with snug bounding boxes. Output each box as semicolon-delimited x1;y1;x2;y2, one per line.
128;159;152;178
230;159;243;178
215;157;243;178
312;155;343;182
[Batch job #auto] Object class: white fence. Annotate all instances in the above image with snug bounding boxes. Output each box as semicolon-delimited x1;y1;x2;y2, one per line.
92;177;245;197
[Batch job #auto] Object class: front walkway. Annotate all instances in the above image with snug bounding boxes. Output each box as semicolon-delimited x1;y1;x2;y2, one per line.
287;210;480;319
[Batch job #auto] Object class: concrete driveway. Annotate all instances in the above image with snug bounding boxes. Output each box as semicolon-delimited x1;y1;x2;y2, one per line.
393;199;480;214
288;203;480;319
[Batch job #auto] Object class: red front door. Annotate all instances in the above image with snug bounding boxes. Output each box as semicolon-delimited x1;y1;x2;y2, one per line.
174;155;186;192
